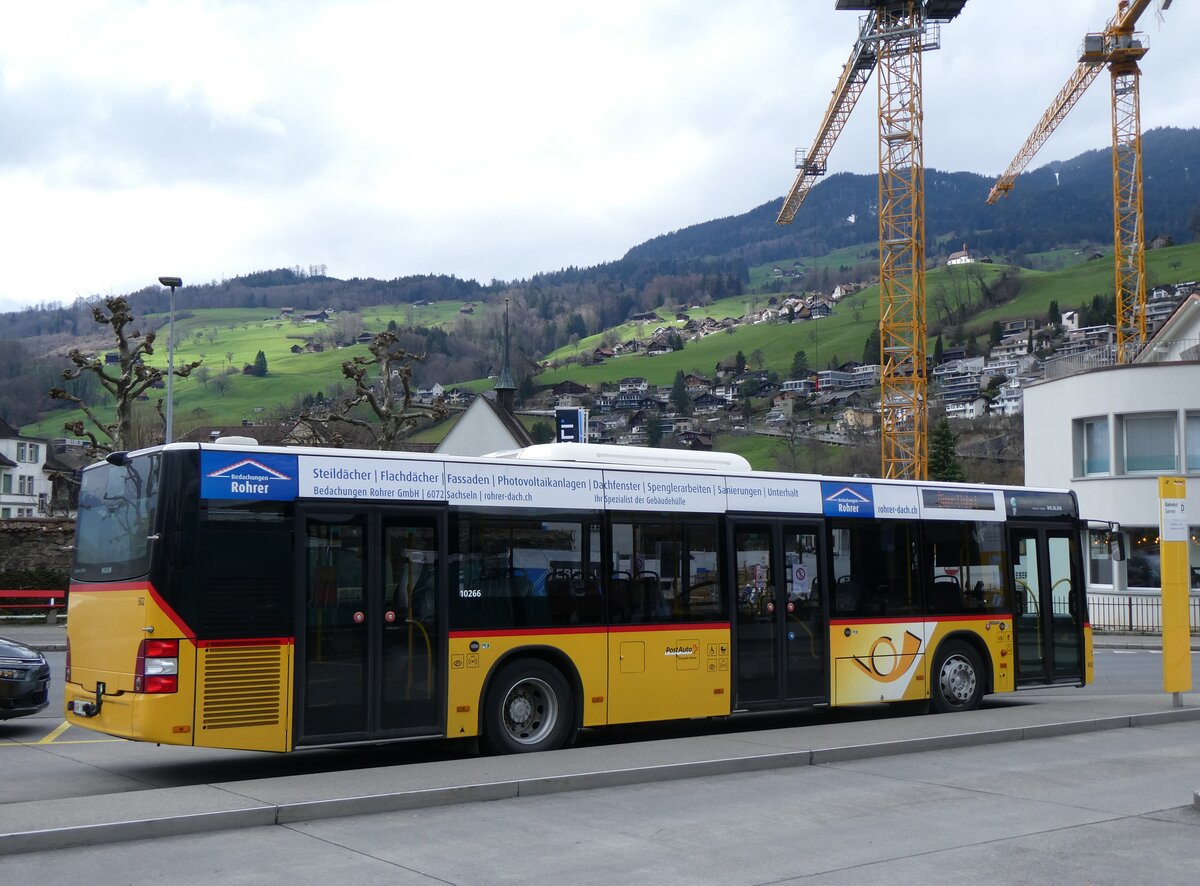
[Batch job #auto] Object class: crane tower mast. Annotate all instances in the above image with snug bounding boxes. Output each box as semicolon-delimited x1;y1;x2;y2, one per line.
988;0;1173;363
778;1;968;480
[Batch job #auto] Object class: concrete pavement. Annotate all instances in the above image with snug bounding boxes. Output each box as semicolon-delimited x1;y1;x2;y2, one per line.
3;621;1198;858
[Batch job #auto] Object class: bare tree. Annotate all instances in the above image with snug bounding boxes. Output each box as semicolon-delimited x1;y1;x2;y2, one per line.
303;330;446;450
48;296;202;453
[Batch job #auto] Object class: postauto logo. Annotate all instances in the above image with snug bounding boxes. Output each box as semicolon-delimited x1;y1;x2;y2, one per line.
821;481;874;517
201;452;299;501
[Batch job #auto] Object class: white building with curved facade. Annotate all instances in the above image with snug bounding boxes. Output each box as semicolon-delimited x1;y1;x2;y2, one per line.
1023;294;1200;626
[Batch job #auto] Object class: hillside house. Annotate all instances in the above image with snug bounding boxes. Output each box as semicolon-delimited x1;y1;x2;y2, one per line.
675;430;713;451
302;310;329;322
946;243;975;266
618;377;648;394
692;392;728;414
553;380;589;397
415;383;444;405
781;378;816;396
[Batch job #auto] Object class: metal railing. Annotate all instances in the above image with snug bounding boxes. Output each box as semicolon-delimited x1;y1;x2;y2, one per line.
1087;592;1200;634
1044;339;1200;380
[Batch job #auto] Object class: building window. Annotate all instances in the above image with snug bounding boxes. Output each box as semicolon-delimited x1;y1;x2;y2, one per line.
1123;414;1176;473
1081;417;1109;475
1;473;10;494
18;475;34;496
1187;414;1200;473
1;507;10;519
1125;526;1159;589
16;442;26;461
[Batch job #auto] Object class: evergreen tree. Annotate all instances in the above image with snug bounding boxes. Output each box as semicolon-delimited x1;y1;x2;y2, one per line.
933;335;944;365
669;370;691;415
530;421;555;444
517;374;535;404
791;349;810;377
646;419;663;447
735;350;747;373
862;328;880;365
253;350;268;377
928;417;966;482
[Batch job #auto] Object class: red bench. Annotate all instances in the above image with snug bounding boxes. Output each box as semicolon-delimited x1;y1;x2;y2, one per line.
0;590;67;624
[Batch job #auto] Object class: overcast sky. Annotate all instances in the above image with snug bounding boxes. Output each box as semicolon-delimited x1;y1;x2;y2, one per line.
0;0;1196;312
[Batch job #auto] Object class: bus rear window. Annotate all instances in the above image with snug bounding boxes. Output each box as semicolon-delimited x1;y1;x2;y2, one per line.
73;454;161;582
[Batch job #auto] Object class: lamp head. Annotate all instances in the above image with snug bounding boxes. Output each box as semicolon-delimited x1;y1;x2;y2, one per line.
158;276;182;288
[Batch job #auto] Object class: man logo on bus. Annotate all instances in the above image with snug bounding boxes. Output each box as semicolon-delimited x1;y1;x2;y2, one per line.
851;630;922;683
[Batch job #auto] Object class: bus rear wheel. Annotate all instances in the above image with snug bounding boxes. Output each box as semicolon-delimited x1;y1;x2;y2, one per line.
482;659;575;754
931;640;984;713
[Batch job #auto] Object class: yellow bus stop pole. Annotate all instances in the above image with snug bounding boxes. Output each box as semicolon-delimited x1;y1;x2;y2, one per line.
1158;476;1191;706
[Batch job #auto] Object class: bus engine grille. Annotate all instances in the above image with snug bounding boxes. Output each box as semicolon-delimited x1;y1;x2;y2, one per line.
200;646;285;730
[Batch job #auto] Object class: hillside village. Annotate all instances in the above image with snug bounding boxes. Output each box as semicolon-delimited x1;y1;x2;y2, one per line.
3;269;1198;522
508;277;1199;450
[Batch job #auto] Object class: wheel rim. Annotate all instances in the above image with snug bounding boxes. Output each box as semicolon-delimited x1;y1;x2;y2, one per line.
938;653;977;708
501;676;558;746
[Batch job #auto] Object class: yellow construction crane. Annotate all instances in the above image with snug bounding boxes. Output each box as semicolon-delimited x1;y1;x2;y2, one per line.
777;1;969;481
988;0;1174;362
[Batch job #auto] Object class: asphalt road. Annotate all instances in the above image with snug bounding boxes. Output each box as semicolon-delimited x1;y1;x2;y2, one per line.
5;711;1199;885
2;649;1196;809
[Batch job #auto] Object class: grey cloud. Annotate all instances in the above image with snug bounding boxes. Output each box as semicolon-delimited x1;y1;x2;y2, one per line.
0;75;333;188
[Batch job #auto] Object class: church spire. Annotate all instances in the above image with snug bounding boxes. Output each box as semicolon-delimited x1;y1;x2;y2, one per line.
495;297;516;414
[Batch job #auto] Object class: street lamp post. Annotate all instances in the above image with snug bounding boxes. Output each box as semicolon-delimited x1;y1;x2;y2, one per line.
158;276;183;443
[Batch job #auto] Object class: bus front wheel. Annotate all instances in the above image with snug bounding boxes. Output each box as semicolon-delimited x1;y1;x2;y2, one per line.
482;659;575;754
931;640;984;713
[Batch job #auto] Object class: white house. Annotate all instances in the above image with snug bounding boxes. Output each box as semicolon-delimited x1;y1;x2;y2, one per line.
0;418;53;518
946;243;975;266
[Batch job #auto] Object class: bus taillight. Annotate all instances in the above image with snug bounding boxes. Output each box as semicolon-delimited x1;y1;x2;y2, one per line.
135;639;179;693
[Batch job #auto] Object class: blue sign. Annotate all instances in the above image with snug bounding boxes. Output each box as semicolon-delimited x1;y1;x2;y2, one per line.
556;407;586;443
201;451;299;501
821;481;874;517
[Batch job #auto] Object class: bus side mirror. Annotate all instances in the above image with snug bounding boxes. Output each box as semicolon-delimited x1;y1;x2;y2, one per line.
1108;533;1125;562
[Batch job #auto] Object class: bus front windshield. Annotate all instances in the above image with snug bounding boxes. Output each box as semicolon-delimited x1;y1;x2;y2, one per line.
73;453;162;582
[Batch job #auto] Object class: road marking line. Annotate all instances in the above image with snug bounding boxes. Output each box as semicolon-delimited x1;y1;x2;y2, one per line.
37;720;71;744
1;738;121;747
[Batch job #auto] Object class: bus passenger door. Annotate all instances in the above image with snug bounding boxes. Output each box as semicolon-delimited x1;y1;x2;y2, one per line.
732;520;825;708
298;507;444;745
1010;527;1085;685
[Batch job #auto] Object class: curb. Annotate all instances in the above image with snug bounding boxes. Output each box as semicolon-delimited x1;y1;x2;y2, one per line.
3;706;1200;857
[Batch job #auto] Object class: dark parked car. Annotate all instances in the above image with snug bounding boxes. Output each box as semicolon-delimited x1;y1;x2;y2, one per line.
0;635;50;720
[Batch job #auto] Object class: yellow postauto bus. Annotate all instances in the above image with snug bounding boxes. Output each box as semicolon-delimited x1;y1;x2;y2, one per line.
64;440;1104;753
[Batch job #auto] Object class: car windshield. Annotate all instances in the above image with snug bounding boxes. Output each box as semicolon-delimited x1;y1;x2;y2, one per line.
0;637;41;659
73;452;162;582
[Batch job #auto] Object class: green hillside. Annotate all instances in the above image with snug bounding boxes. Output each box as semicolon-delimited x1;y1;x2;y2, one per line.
21;241;1200;443
22;303;467;439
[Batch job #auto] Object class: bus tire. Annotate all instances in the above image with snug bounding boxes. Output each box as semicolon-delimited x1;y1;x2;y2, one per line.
481;659;575;754
931;640;984;713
